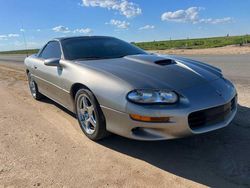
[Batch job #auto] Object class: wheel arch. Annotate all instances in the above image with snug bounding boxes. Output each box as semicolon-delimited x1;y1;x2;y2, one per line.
70;83;92;101
71;83;107;128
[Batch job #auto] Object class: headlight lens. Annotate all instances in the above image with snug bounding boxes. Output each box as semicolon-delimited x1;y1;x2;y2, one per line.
127;89;178;104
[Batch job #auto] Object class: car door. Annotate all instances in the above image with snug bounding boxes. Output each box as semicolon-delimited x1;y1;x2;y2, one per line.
33;41;66;104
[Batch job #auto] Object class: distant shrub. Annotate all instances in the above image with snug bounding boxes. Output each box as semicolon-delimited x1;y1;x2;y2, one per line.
134;35;250;50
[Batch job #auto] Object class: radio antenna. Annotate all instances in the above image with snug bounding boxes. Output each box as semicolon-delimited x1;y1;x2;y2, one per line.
20;26;28;57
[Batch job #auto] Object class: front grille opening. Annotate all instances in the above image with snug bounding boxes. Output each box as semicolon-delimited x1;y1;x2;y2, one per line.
155;59;176;66
188;97;236;130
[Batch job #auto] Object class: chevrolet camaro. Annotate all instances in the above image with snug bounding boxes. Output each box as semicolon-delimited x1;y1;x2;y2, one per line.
24;36;237;141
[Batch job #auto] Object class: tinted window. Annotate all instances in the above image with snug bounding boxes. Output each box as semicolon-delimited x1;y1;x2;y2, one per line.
40;41;61;59
62;37;146;60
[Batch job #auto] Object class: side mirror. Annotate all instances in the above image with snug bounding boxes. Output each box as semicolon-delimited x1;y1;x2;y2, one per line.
44;58;60;66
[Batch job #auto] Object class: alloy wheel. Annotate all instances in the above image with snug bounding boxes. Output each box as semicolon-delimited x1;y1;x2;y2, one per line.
29;78;36;98
77;94;97;135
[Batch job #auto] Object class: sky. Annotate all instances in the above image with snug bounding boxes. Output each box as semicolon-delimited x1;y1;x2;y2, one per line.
0;0;250;51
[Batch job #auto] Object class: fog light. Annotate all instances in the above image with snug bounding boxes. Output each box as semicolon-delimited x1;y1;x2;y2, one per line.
130;114;170;122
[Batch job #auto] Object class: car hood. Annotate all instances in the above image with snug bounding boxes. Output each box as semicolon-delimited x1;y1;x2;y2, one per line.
77;54;222;90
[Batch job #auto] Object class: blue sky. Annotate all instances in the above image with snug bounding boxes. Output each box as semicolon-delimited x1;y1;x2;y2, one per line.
0;0;250;51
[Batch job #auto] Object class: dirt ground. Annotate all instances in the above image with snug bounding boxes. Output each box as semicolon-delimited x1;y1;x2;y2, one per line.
150;45;250;55
0;57;250;187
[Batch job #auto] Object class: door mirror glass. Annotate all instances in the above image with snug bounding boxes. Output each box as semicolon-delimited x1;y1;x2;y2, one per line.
44;58;60;66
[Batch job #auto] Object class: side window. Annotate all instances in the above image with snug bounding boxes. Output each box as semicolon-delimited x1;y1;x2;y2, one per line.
39;41;62;59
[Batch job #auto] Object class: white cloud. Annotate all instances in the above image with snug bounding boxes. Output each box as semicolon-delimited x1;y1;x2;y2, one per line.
36;29;41;32
8;34;20;37
74;28;92;35
161;7;233;24
52;26;93;35
0;33;20;40
106;19;130;29
81;0;142;18
139;25;155;30
161;7;201;23
0;35;7;40
52;25;71;33
20;28;25;32
199;17;233;24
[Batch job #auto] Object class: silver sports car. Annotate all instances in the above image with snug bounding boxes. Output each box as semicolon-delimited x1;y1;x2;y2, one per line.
24;36;237;141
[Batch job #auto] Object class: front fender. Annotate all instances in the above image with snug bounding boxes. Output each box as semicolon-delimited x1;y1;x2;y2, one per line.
62;60;133;112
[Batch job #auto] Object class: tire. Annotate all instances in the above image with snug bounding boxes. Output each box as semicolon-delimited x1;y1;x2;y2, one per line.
75;88;108;141
27;72;43;100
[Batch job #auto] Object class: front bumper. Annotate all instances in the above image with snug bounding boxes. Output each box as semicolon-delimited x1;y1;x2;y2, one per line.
101;78;237;140
101;95;237;141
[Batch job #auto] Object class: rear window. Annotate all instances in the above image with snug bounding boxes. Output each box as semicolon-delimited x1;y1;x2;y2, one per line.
62;37;146;60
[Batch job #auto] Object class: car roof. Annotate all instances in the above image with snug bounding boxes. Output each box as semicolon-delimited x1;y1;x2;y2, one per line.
54;36;115;42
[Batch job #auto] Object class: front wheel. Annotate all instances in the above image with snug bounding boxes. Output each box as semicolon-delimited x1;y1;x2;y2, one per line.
27;72;43;100
75;89;108;141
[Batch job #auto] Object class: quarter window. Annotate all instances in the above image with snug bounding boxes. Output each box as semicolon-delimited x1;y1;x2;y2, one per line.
39;41;62;59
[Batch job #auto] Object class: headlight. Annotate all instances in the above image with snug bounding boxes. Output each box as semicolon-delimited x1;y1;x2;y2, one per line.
127;89;178;104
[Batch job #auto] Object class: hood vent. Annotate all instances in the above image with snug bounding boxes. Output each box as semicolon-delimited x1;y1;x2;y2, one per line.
155;59;176;66
124;55;176;66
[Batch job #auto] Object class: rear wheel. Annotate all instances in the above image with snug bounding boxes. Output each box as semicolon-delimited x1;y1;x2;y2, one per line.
75;89;108;141
27;72;43;100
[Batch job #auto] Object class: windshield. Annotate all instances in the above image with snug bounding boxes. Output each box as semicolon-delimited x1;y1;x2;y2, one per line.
62;37;147;60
